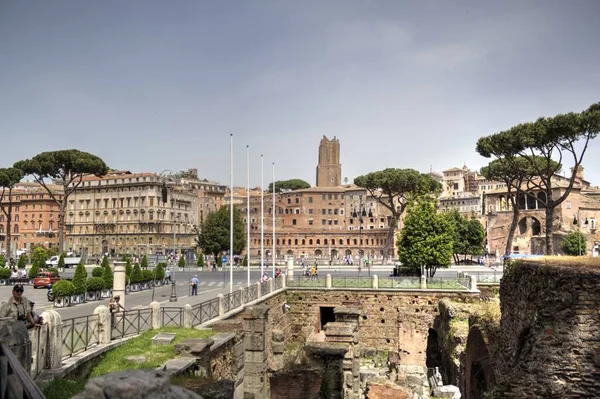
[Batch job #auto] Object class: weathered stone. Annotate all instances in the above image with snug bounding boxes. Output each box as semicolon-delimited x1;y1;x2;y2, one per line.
126;355;147;364
271;342;284;354
433;385;461;398
72;369;203;399
271;329;284;343
243;305;269;320
366;380;409;399
174;338;214;356
152;332;176;346
305;342;349;357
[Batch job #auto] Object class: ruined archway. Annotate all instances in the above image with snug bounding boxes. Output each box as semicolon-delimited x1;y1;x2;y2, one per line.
465;326;495;399
426;328;443;369
531;217;541;236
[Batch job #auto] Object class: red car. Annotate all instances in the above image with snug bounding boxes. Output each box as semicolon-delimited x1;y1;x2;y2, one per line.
33;271;61;288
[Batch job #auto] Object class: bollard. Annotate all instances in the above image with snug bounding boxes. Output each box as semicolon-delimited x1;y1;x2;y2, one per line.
239;287;246;306
112;261;127;308
326;274;332;289
218;293;225;316
41;310;62;369
149;301;161;329
93;305;111;344
183;304;193;328
372;274;379;289
470;274;478;291
256;281;262;298
420;275;427;290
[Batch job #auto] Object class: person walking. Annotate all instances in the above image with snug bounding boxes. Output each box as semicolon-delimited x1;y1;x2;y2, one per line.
0;285;42;329
166;268;171;283
190;275;199;296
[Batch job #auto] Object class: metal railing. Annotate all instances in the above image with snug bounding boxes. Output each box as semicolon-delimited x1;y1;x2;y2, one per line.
223;290;242;313
331;276;372;288
285;276;327;288
0;343;45;399
244;284;258;303
62;314;100;359
378;277;420;289
111;308;153;340
190;297;219;326
274;276;284;290
465;271;502;284
161;307;183;327
426;277;469;290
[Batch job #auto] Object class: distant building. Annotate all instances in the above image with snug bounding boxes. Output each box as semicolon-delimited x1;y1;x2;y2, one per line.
316;136;342;187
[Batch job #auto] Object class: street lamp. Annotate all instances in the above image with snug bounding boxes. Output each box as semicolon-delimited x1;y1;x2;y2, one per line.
158;170;178;302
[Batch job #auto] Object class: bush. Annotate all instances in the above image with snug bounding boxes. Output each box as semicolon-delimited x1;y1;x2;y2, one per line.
141;255;148;269
28;260;42;280
102;262;113;290
125;259;132;278
178;256;186;268
130;264;142;284
52;280;75;298
141;269;154;282
155;263;166;281
242;254;248;267
17;256;27;269
58;254;65;269
101;256;110;269
561;231;588;256
197;253;205;268
92;267;104;278
31;247;48;266
0;268;11;279
47;267;60;276
0;254;5;267
72;262;88;294
86;277;105;292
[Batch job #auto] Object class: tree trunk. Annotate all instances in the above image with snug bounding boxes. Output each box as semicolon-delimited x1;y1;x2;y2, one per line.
59;201;66;255
505;202;520;256
545;205;554;255
382;222;396;264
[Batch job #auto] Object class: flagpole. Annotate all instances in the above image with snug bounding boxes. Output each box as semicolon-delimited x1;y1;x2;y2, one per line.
260;154;264;279
229;133;234;294
246;145;250;288
272;162;276;279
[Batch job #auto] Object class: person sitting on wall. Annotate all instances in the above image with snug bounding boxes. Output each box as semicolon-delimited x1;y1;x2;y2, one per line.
108;295;127;314
0;284;42;329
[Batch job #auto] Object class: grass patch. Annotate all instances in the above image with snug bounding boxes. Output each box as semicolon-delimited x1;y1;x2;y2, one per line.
43;327;214;399
91;327;213;378
43;378;87;399
427;280;468;290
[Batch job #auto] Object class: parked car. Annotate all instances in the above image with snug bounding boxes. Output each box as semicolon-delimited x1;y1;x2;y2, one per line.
45;256;81;268
33;271;61;289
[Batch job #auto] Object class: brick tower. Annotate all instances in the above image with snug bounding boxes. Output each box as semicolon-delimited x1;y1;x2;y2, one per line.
316;136;341;187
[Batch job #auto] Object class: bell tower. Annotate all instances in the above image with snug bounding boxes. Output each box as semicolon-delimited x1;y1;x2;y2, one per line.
316;136;342;187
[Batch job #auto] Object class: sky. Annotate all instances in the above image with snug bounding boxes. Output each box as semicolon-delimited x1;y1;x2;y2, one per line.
1;0;599;187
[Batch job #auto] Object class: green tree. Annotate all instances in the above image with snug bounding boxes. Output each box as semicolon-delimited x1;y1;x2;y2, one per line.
354;169;442;263
72;262;88;294
268;179;311;193
197;253;205;268
17;255;27;269
476;102;600;254
102;261;113;290
131;263;142;284
178;256;186;268
196;205;246;257
141;255;148;269
397;198;454;277
101;256;109;269
28;259;43;280
155;263;166;281
445;211;485;263
0;167;24;262
561;231;588;256
31;247;48;266
242;254;248;267
125;259;133;278
92;267;104;277
0;254;5;268
58;254;65;269
14;150;109;254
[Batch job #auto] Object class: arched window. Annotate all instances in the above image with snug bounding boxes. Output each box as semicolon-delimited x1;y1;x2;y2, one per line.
324;239;328;245
302;239;306;245
316;239;321;245
13;224;19;234
309;239;313;245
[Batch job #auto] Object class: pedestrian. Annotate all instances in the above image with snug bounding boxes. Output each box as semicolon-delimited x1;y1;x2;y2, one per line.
166;268;171;283
108;295;127;314
190;275;199;295
0;284;42;329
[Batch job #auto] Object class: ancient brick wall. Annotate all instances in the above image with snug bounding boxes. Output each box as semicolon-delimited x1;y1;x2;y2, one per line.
496;261;600;398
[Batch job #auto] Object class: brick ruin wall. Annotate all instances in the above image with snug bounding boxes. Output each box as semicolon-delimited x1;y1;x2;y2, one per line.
495;261;600;398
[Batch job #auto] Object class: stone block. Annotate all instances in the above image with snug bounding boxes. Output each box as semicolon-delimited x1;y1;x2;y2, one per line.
151;332;176;346
213;319;245;334
324;322;356;337
244;333;265;351
272;342;284;354
243;305;269;320
125;355;147;364
271;329;284;342
433;385;461;398
174;338;214;356
244;350;266;363
244;361;267;376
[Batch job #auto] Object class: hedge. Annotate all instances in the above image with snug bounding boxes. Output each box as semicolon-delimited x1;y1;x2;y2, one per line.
141;269;154;282
52;280;75;298
0;268;11;279
92;267;104;278
86;277;105;292
72;263;88;294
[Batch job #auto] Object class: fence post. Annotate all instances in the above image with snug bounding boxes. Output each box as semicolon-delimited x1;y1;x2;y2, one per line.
218;294;225;316
239;287;246;306
282;274;287;289
183;304;193;328
93;305;111;344
268;278;273;294
326;274;332;289
372;274;379;289
41;309;62;369
469;274;478;291
420;275;427;290
149;301;161;329
256;281;262;298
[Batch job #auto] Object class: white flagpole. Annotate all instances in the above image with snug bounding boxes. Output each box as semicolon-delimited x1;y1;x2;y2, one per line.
260;154;264;279
246;145;250;287
272;162;276;279
229;134;234;294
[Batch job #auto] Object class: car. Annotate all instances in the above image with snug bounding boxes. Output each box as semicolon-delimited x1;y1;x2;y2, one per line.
33;271;61;289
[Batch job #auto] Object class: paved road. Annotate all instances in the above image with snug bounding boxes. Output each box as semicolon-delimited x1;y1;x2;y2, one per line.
0;264;502;320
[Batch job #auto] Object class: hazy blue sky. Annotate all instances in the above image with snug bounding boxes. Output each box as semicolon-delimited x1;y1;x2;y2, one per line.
1;1;599;187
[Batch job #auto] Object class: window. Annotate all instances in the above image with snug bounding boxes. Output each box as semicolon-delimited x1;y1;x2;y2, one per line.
308;209;313;214
334;209;338;215
328;209;332;215
322;194;326;200
295;198;299;204
334;220;338;225
322;219;326;225
328;194;332;200
308;220;313;225
308;197;313;203
287;198;291;204
322;209;326;214
292;219;297;225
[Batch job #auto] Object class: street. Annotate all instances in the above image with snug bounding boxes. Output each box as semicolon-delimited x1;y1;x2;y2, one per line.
0;264;502;321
